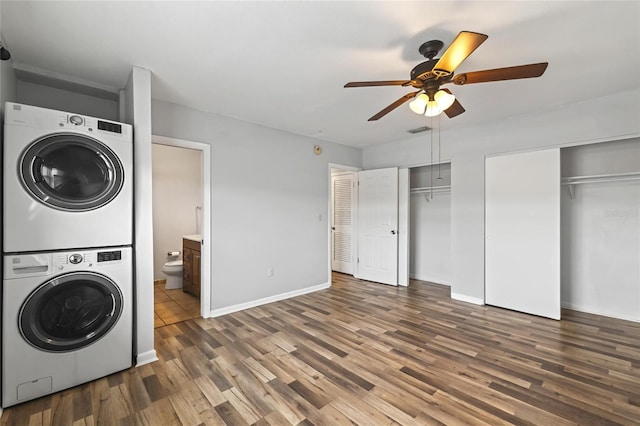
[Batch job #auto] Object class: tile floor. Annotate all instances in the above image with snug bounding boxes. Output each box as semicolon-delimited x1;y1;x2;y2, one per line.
153;280;200;328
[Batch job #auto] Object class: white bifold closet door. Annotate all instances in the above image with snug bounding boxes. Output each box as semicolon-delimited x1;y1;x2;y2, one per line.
331;172;355;274
358;167;399;286
485;149;561;320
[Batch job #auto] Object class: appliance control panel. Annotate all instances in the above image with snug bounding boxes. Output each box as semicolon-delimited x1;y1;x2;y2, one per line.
3;247;130;279
59;114;124;135
3;102;131;138
52;249;124;271
53;249;126;272
55;252;96;271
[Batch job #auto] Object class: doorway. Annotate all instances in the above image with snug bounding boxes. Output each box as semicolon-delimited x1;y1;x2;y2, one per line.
328;164;409;286
409;162;452;285
328;164;359;283
330;169;357;275
151;135;211;326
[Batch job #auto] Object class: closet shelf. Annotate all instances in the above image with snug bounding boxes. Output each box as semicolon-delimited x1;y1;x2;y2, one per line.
562;172;640;199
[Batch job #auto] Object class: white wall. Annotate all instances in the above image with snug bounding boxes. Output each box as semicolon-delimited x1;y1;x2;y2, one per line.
364;88;640;304
409;164;451;284
151;100;362;312
561;139;640;321
0;37;17;118
561;138;640;176
151;144;202;280
410;194;451;284
16;80;118;120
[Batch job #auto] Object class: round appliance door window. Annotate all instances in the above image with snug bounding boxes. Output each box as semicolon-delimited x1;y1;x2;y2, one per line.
20;133;124;211
19;272;123;352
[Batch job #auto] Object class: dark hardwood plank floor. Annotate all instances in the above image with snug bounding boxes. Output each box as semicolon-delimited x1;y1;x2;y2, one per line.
2;273;639;425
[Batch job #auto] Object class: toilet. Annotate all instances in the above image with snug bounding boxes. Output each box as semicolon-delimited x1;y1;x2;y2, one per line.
162;260;183;289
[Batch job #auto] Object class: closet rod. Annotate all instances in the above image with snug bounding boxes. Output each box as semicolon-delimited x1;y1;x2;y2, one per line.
410;185;451;194
562;172;640;199
562;171;640;186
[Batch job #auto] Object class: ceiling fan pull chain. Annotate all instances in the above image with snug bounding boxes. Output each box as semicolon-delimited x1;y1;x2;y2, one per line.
430;115;434;199
437;114;442;180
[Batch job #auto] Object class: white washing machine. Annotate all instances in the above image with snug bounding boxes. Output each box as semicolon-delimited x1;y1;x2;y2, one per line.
3;102;133;253
2;246;132;407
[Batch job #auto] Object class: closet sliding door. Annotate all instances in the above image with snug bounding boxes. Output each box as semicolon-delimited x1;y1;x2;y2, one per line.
485;149;561;320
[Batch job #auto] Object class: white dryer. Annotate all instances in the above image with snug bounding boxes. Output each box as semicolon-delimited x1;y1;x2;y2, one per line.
2;246;132;407
3;102;132;253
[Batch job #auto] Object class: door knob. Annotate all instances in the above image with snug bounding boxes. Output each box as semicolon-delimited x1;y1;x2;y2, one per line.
391;230;396;235
331;226;336;230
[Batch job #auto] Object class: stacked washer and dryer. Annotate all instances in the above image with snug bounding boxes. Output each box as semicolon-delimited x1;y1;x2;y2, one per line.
1;102;134;407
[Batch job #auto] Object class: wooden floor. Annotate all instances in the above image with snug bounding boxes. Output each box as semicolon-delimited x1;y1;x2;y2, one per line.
2;273;639;425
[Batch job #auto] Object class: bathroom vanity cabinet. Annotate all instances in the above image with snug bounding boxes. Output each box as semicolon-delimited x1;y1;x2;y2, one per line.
182;237;201;297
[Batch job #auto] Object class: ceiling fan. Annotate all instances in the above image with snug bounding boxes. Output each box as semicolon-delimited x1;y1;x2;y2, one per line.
344;31;548;121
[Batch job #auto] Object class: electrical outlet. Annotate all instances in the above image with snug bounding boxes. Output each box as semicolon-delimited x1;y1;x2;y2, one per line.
267;267;274;277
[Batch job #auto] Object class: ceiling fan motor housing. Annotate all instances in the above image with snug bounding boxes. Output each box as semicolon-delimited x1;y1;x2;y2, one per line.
410;61;436;81
411;40;446;81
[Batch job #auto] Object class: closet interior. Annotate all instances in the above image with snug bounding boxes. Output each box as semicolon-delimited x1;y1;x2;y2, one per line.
561;138;640;321
409;162;452;286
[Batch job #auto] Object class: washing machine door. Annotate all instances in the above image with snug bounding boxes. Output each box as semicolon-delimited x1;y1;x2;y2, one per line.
19;272;124;352
20;133;124;211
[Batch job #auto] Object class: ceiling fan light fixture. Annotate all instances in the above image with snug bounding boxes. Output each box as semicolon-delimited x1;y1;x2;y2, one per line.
434;89;455;111
409;93;429;114
424;100;442;117
410;90;454;117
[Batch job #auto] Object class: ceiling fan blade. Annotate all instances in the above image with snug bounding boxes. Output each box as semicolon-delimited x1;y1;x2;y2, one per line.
441;88;465;118
444;99;465;118
432;31;488;78
453;62;548;85
368;91;420;121
344;80;410;88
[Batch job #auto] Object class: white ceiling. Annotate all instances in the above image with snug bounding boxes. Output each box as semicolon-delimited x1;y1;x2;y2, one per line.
1;1;639;148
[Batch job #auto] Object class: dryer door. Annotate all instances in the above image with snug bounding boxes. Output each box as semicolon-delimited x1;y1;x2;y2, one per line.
20;133;124;211
19;272;124;352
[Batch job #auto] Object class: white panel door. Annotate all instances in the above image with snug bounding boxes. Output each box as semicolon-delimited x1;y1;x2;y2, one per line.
331;172;355;274
358;168;398;286
485;149;561;319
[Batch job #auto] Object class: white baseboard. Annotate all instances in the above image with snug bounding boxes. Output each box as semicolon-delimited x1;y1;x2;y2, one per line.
136;349;159;367
409;273;451;286
451;292;485;305
208;281;331;318
562;301;639;323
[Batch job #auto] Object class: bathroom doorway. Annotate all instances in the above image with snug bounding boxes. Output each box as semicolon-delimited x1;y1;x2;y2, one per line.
151;135;211;327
